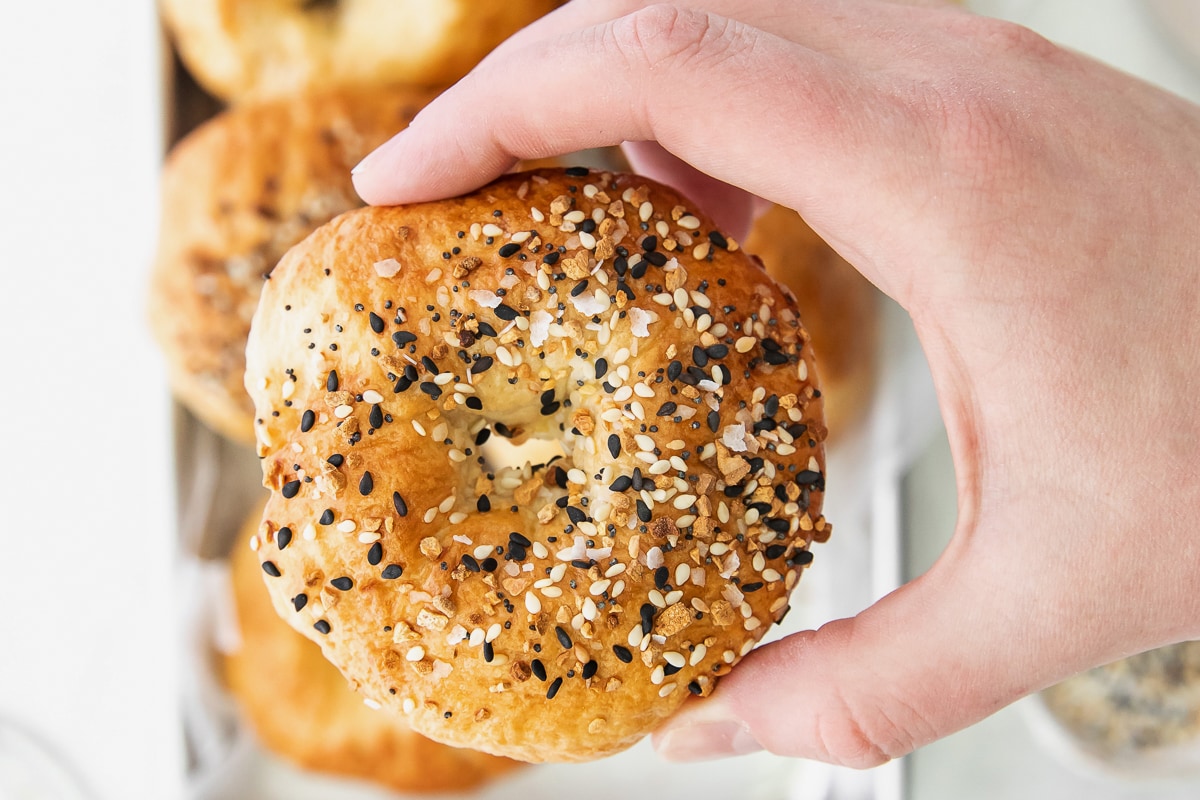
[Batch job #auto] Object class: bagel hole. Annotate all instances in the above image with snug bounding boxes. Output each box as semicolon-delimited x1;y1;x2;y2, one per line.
479;436;567;476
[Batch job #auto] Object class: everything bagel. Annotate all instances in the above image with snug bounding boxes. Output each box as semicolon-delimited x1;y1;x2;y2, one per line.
244;169;828;762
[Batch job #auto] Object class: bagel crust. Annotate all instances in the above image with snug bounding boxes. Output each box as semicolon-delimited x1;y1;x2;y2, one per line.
150;85;432;442
160;0;563;102
245;169;828;762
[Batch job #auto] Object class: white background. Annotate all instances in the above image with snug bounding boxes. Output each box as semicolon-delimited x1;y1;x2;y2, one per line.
0;2;180;798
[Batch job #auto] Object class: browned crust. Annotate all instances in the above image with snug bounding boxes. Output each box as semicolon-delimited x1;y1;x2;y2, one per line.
244;169;828;762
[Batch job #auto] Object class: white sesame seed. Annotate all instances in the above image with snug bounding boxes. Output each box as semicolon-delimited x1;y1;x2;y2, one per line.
448;511;468;524
763;568;783;582
675;563;691;585
628;625;643;647
423;508;437;523
672;494;697;510
648;589;666;608
649;459;671;475
405;646;425;662
525;592;541;614
611;579;626;597
469;628;485;647
533;541;549;559
589;579;611;596
412;420;426;436
689;643;708;666
650;665;665;684
677;215;701;230
710;542;730;556
665;590;683;605
664;651;686;668
358;532;381;544
474;544;493;560
362;389;384;404
639;202;654;222
550;563;567;582
634;382;654;398
541;586;563;598
337;520;356;533
567;468;587;485
434;372;455;386
652;292;674;306
482;223;503;237
334;404;353;419
438;495;456;513
486;623;502;643
448;449;467;463
564;210;586;224
302;524;316;541
531;207;545;222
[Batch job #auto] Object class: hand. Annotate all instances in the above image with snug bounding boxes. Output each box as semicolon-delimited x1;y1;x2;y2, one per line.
352;0;1200;767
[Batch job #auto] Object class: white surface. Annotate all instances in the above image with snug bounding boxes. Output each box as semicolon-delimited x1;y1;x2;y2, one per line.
0;2;182;799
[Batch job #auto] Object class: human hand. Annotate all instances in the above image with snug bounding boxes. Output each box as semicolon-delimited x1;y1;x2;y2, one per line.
352;0;1200;766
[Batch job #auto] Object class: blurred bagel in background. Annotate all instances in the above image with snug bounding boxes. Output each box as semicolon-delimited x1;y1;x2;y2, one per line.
149;84;434;443
160;0;564;102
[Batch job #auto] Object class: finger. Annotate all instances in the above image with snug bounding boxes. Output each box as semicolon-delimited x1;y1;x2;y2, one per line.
487;0;965;67
651;544;1143;767
621;141;772;241
352;6;892;227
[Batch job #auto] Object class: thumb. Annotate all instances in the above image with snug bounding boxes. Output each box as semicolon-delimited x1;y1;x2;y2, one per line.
652;556;1064;767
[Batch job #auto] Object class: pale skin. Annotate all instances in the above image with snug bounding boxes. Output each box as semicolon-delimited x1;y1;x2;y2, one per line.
352;0;1200;767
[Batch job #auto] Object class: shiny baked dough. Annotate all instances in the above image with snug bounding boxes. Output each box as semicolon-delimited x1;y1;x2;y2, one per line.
149;85;433;443
160;0;563;101
244;169;829;762
225;503;523;792
745;206;880;439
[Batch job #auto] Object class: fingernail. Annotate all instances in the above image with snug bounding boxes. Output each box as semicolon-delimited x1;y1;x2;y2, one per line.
353;129;408;176
657;719;762;762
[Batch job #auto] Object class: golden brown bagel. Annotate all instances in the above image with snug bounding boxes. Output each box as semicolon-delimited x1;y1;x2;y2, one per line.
160;0;562;102
149;85;433;443
225;504;522;792
745;206;879;439
244;169;828;762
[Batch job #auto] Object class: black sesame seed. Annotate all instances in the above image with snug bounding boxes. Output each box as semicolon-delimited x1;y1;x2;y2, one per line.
663;663;682;677
546;676;563;699
636;498;651;523
281;480;301;499
419;382;442;399
688;681;703;696
642;235;658;252
667;360;682;381
707;411;721;433
509;531;532;548
764;350;789;365
793;550;815;566
765;544;788;559
477;494;491;512
542;251;560;266
564;166;589;177
392;331;417;346
470;356;495;375
656;401;677;417
300;409;315;432
261;561;281;577
607;434;621;459
531;659;547;681
381;564;404;579
276;527;292;550
566;506;586;524
498;243;521;258
319;508;334;525
613;645;633;663
494;304;518;321
326;370;339;391
483;641;495;662
706;343;729;359
465;396;484;411
368;542;383;565
461;554;481;573
313;620;331;635
741;581;765;593
392;492;408;517
582;660;598;680
369;312;385;334
331;576;353;591
359;471;374;496
474;427;492;446
795;470;823;485
610;475;633;492
645;250;667;267
369;404;383;429
555;626;572;649
654;566;669;589
708;230;729;249
766;517;790;533
692;346;709;368
640;603;656;634
292;593;307;612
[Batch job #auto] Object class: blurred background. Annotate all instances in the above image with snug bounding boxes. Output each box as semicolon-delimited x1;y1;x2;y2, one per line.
2;1;1200;799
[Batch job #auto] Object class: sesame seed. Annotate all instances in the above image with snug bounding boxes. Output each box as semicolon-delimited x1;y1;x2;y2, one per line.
331;576;353;591
381;564;404;579
546;677;563;699
261;561;281;577
313;620;331;635
292;594;307;612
